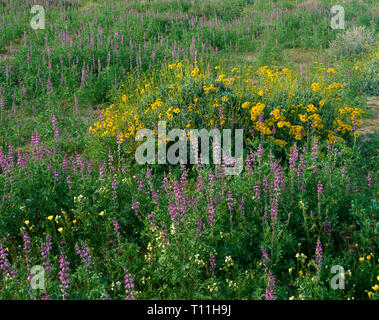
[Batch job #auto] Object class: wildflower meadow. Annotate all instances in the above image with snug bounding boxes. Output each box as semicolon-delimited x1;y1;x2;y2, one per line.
0;0;378;302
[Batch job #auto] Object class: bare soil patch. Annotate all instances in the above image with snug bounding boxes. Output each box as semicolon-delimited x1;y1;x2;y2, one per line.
360;96;379;135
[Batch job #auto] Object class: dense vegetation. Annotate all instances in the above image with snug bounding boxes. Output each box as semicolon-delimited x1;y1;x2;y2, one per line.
0;0;378;300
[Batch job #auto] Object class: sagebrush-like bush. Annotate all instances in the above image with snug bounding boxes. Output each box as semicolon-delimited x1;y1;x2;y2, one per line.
329;26;376;56
360;55;379;95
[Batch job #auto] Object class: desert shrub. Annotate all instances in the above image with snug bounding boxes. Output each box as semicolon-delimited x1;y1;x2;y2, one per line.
360;55;379;96
329;26;376;57
89;60;365;152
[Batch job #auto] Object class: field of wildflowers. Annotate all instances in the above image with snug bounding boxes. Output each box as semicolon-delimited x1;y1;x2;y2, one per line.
0;0;378;301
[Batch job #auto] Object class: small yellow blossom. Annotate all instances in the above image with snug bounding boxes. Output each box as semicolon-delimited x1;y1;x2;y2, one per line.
311;82;321;92
58;227;63;233
241;101;250;109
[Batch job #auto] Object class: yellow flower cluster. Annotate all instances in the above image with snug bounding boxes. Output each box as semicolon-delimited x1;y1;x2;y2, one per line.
250;102;265;121
89;60;364;147
89;104;144;142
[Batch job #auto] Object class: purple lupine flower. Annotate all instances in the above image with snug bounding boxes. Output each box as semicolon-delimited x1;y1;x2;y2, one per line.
161;226;168;243
58;254;70;299
263;176;269;194
208;170;215;186
99;161;105;179
270;160;283;199
317;181;323;200
74;95;79;113
312;138;319;162
315;238;323;272
148;212;156;229
108;152;115;171
209;254;216;274
207;200;215;225
180;167;188;190
17;152;25;168
264;273;276;300
257;144;263;162
23;231;32;255
87;160;93;174
124;270;136;300
145;168;152;182
67;175;72;190
131;200;139;217
297;155;306;181
113;219;121;239
116;133;122;145
173;179;187;220
261;247;269;267
151;190;159;207
62;156;68;173
289;145;298;170
136;175;145;193
76;241;92;270
226;190;235;212
270;202;278;226
239;197;245;215
0;246;16;277
351;116;357;135
31;132;41;153
245;151;255;174
163;173;170;191
97;106;104;123
169;201;178;224
195;216;203;236
0;96;4;114
51;114;59;139
253;183;260;199
41;234;53;275
53;169;59;182
368;173;372;188
112;178;118;199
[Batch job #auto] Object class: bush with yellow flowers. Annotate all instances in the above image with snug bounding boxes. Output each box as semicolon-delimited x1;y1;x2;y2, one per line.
90;60;364;150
